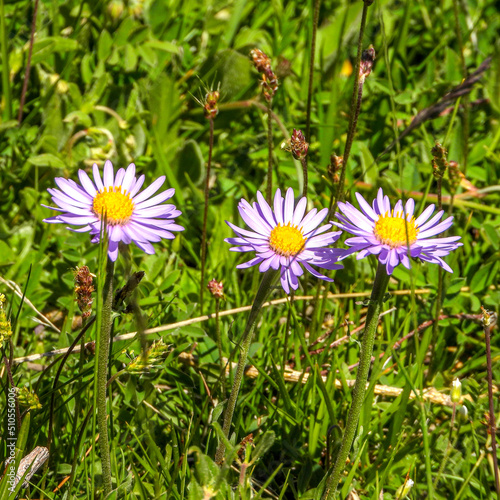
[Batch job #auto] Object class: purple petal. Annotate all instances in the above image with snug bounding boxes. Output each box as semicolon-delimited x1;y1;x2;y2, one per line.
92;164;104;191
121;163;136;193
414;204;435;227
103;160;114;187
256;191;276;226
134;188;175;210
134;239;155;254
292;197;307;226
114;168;126;187
273;189;284;224
236;256;262;269
129;174;145;198
283;188;295;224
355;192;378;220
132;176;166;204
78;170;97;197
54;178;93;202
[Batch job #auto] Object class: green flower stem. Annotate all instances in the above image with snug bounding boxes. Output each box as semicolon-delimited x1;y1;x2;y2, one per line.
97;257;114;496
322;262;390;499
215;269;277;464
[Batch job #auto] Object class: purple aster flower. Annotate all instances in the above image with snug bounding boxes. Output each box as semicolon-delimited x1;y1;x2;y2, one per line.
333;188;462;274
225;188;344;294
43;160;184;261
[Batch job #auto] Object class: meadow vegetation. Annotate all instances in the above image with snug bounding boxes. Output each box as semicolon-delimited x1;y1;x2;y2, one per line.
0;0;499;498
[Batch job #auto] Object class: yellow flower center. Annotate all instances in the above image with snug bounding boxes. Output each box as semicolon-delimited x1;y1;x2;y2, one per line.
92;187;134;225
269;223;306;257
374;211;419;248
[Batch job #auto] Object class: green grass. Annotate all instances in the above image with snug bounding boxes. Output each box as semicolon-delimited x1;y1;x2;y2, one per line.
1;0;499;498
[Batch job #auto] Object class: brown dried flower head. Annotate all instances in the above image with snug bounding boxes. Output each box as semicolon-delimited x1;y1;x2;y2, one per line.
261;67;279;102
250;48;278;102
250;48;271;73
282;129;309;160
207;279;224;300
431;142;449;179
327;155;344;184
73;266;95;319
359;45;376;82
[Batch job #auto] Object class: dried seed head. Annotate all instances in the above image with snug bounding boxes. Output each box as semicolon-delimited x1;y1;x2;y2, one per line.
204;90;220;119
250;49;279;102
17;387;42;411
74;266;95;319
207;279;224;300
261;67;279;102
250;48;271;73
359;45;376;82
327;155;344;184
431;142;449;179
282;129;309;160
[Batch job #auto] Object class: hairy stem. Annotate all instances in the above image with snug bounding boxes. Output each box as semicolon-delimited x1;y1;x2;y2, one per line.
322;262;390;499
97;258;114;495
215;270;277;463
200;117;215;313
